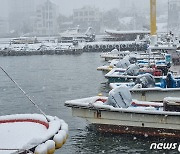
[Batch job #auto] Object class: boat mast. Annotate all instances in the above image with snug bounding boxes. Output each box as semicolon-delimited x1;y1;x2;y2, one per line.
149;0;157;66
150;0;157;36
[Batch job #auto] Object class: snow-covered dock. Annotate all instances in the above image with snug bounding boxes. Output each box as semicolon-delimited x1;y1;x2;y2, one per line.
0;43;83;56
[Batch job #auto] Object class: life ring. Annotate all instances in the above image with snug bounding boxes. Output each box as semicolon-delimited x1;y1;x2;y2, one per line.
88;45;93;49
108;44;113;49
95;44;100;49
102;45;107;49
115;44;120;49
128;44;133;48
121;44;126;49
129;57;137;64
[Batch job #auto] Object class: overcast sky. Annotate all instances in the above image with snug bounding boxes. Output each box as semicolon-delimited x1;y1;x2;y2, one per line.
51;0;168;16
52;0;121;15
0;0;169;18
52;0;148;15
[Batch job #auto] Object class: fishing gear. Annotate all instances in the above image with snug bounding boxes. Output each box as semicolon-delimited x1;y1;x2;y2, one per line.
0;66;50;122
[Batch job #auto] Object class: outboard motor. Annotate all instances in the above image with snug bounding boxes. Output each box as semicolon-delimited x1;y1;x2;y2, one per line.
105;85;132;108
124;55;137;64
125;64;140;76
116;59;130;69
129;56;137;64
135;73;155;88
166;72;175;88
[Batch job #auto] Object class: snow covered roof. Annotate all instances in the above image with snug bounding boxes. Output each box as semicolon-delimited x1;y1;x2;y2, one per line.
105;29;150;35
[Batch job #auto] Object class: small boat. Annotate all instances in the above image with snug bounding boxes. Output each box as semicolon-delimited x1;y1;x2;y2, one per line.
11;37;39;44
0;114;68;154
104;56;175;83
97;53;171;73
58;26;95;43
100;49;130;61
97;50;172;72
105;67;168;83
97;59;118;72
65;86;180;138
148;43;179;65
109;73;180;101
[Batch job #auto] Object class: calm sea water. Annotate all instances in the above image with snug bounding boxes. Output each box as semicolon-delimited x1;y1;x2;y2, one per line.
0;53;179;154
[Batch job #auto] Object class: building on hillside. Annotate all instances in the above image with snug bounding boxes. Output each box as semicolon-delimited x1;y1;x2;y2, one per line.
73;6;102;33
33;0;58;36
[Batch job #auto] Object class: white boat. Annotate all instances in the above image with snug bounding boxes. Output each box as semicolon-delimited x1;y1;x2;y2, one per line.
65;86;180;137
109;73;180;101
105;67;169;83
148;44;179;65
100;49;130;61
97;52;171;72
11;37;39;44
59;26;95;43
0;114;68;154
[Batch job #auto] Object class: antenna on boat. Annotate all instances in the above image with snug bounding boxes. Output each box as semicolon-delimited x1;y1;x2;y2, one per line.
0;66;50;122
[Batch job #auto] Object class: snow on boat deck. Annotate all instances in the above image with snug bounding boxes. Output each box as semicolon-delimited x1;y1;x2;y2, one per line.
0;114;62;154
0;122;47;153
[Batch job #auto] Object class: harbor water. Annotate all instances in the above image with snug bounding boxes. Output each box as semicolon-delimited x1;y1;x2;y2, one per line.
0;53;179;154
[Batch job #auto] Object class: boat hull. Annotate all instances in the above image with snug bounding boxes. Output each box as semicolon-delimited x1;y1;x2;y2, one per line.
71;107;180;137
107;76;161;83
131;88;180;101
92;124;180;137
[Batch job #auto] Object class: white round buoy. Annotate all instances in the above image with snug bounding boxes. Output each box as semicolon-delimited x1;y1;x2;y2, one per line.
35;143;48;154
61;123;69;134
58;130;67;143
53;133;64;149
45;140;55;154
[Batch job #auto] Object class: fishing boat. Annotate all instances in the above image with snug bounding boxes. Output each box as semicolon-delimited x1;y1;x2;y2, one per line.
97;52;171;73
109;73;180;101
105;65;171;83
65;86;180;137
104;52;173;84
100;49;130;61
0;66;69;154
148;43;179;65
0;114;68;154
58;26;95;43
11;37;39;44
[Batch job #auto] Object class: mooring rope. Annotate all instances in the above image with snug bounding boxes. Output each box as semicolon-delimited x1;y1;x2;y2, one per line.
0;66;49;122
0;148;33;153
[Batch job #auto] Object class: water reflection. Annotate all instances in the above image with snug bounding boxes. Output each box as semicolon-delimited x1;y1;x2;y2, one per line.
72;125;180;154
